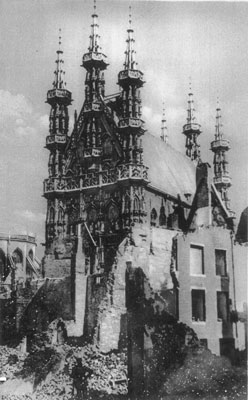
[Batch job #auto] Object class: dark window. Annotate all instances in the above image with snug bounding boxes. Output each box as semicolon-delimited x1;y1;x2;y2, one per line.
199;338;208;348
159;206;166;226
150;208;157;226
215;249;227;276
217;291;228;321
192;289;206;321
28;249;34;261
190;245;204;275
12;248;23;264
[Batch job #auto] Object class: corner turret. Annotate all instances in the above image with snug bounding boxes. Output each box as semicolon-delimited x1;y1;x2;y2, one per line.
182;83;201;162
118;7;145;164
211;101;232;210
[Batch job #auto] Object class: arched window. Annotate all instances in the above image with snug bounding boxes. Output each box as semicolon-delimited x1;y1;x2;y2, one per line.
124;195;130;214
159;206;166;226
150;208;157;227
12;248;23;264
133;197;140;215
58;207;64;224
49;207;55;224
108;204;119;222
28;249;34;261
103;138;113;157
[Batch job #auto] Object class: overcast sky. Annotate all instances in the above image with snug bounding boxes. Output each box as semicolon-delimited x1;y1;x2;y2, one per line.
0;0;247;257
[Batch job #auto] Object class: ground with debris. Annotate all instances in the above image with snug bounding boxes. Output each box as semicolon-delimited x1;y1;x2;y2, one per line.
0;343;247;400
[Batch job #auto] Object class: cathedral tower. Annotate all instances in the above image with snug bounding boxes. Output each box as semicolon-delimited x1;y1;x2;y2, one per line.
182;84;201;162
211;102;232;210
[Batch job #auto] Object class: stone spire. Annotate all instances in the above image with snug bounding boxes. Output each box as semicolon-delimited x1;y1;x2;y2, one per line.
160;103;168;143
53;30;66;90
46;30;72;145
81;0;108;112
211;100;232;210
118;6;145;164
182;82;201;162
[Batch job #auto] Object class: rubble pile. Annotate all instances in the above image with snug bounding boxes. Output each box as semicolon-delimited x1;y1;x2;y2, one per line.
0;346;26;380
0;342;127;400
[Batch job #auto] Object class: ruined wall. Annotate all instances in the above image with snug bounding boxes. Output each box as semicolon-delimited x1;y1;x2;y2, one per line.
125;265;199;398
87;223;179;353
43;255;71;278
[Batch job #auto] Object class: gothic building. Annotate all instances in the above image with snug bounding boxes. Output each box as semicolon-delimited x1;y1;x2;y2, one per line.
41;3;237;369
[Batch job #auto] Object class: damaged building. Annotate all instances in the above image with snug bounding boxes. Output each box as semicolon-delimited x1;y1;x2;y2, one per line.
0;3;243;395
40;3;237;354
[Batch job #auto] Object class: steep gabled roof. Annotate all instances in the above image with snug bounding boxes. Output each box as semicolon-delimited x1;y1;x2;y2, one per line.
143;133;196;201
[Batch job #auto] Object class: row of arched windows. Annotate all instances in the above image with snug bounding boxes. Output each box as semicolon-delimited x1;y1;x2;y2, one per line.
0;248;34;281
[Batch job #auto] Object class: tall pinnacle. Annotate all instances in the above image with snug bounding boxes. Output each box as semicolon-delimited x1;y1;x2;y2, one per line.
211;100;232;210
53;29;66;90
89;0;101;53
215;98;223;140
82;0;108;72
182;81;201;162
124;6;137;70
187;83;196;124
161;103;168;143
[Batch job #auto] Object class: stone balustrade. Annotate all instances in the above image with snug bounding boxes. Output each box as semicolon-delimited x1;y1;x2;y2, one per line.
211;139;230;150
44;164;148;194
183;122;201;132
46;135;67;146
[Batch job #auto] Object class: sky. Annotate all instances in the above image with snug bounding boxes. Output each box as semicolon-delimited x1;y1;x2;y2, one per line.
0;0;247;261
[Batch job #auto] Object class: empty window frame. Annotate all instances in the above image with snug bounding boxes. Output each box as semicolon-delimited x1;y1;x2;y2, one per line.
190;245;204;275
215;249;227;276
217;291;228;321
192;289;206;322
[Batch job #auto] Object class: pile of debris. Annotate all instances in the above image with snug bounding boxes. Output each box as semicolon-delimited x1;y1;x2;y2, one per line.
0;345;26;380
0;342;127;400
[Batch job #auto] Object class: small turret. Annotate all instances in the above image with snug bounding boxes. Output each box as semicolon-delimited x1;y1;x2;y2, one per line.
182;82;201;162
210;100;232;210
